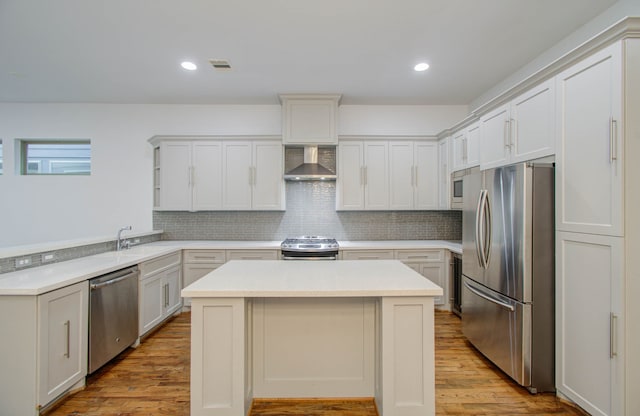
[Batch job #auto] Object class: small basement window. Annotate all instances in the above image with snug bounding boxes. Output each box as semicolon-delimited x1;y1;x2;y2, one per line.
19;140;91;175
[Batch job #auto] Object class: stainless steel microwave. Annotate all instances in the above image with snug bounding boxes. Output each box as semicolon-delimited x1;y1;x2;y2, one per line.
450;170;465;209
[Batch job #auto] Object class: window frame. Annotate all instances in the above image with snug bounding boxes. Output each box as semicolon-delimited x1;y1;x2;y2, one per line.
19;139;91;176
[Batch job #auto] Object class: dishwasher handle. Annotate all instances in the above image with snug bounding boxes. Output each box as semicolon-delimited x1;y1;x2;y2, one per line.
90;270;138;291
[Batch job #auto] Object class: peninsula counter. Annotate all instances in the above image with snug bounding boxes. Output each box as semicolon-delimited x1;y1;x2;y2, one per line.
182;260;443;416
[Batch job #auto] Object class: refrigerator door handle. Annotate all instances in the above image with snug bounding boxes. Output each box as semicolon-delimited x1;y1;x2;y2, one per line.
482;189;492;268
475;190;484;268
464;280;515;312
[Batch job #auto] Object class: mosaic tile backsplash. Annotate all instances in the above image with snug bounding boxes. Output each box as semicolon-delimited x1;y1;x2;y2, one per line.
153;182;462;241
0;233;161;274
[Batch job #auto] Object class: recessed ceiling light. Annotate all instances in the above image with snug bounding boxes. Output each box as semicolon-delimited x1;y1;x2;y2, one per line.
414;62;430;72
181;61;197;71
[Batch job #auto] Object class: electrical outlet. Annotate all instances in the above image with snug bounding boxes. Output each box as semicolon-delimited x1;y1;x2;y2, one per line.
41;253;55;263
15;257;32;268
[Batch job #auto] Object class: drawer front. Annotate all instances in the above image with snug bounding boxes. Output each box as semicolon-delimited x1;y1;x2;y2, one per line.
139;251;182;278
184;249;226;264
395;249;443;263
341;250;395;260
226;250;279;261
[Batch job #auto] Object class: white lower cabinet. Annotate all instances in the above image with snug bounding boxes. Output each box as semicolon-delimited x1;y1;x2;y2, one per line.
38;282;89;406
0;281;88;415
139;252;182;337
396;249;447;307
341;250;395;260
226;249;279;261
182;250;226;307
341;248;449;308
556;231;623;416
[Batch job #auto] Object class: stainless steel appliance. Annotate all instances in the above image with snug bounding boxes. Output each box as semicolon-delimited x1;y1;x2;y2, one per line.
451;167;478;210
88;266;139;373
461;162;554;393
284;146;336;181
450;170;465;209
281;236;339;260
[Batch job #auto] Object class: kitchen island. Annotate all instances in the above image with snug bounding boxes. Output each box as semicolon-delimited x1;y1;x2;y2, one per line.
182;259;443;416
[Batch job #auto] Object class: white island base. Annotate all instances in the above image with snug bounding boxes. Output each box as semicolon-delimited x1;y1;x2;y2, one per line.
183;260;442;416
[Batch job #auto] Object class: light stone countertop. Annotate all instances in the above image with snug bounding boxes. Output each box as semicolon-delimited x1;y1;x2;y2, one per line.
182;260;443;298
0;240;461;296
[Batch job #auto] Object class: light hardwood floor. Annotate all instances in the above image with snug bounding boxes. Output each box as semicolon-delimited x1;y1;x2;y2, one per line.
47;311;587;416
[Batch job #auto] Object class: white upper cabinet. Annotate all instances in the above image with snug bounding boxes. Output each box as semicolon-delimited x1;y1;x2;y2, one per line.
389;141;438;210
480;79;555;170
337;140;388;210
222;140;284;210
480;104;510;168
252;141;285;210
363;141;389;210
222;141;253;210
157;140;222;211
151;137;283;211
465;122;480;167
555;42;623;236
452;122;480;171
438;137;450;209
510;79;556;161
389;142;414;210
191;142;223;210
337;141;365;209
451;129;466;171
158;141;191;210
280;94;341;145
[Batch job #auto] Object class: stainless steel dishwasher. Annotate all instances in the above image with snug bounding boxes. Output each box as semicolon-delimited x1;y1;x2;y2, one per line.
88;266;139;373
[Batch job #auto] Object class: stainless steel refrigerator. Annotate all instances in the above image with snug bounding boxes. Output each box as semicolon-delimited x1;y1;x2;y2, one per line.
461;162;555;393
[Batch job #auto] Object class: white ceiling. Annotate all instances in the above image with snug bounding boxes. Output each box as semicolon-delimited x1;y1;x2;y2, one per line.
0;0;618;105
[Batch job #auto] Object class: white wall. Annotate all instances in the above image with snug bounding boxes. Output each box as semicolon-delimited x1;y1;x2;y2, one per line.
0;103;465;248
339;105;467;136
470;0;640;111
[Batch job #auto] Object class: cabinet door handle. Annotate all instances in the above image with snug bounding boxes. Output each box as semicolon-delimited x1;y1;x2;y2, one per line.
510;118;516;149
163;283;169;307
610;118;618;162
414;166;418;186
462;138;468;162
610;313;618;358
364;166;368;186
64;320;70;358
410;165;415;186
504;119;510;149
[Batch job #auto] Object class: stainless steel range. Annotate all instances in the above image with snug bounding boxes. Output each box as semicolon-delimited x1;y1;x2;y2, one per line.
281;236;339;260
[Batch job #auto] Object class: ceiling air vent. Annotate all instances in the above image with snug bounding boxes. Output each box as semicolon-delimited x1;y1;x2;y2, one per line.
209;59;232;71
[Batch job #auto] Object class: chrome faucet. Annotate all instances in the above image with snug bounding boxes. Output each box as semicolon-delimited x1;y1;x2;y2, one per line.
116;226;132;251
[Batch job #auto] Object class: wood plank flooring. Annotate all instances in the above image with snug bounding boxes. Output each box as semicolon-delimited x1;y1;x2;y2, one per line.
47;311;588;416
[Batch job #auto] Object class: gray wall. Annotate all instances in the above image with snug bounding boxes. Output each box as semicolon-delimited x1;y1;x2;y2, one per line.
153;181;461;241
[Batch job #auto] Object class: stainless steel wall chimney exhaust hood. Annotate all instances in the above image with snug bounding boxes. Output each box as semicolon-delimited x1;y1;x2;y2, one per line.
284;146;336;181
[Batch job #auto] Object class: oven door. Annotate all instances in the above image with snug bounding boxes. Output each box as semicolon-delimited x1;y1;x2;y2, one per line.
281;250;338;260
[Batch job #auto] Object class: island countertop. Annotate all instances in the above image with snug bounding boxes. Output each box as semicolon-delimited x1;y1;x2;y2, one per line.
181;259;443;298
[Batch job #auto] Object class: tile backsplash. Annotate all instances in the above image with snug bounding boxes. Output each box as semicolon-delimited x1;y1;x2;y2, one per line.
153;182;461;241
0;233;161;274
